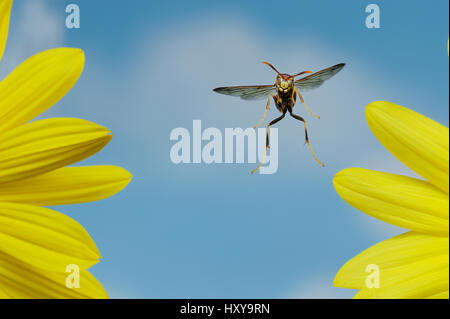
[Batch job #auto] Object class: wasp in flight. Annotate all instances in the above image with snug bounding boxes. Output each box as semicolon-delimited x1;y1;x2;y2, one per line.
213;62;345;174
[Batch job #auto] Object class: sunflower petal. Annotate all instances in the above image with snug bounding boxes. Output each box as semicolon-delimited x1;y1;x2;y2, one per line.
0;286;11;298
0;202;101;271
0;166;132;205
0;0;12;62
0;253;108;299
425;290;449;299
334;231;448;292
0;118;112;184
353;254;448;299
366;101;449;193
334;168;449;235
0;48;85;134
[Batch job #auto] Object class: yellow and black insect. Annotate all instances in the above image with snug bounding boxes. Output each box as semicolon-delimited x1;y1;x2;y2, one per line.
213;62;345;174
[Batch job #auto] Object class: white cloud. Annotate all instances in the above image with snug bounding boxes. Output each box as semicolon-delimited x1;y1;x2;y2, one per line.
285;275;356;299
1;0;63;77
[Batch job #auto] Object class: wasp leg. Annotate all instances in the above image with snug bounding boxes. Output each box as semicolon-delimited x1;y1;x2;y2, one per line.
295;88;320;119
251;112;286;174
254;94;274;129
289;111;325;167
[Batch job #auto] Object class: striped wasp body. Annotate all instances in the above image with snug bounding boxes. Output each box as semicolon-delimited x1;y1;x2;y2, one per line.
214;62;345;174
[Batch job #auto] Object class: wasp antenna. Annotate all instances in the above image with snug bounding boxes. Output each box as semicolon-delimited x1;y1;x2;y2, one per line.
293;70;313;77
262;61;281;75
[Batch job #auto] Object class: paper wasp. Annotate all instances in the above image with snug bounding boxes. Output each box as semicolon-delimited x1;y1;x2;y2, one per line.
213;62;345;174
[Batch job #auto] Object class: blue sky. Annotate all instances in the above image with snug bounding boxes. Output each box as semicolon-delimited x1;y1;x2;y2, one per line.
3;0;448;298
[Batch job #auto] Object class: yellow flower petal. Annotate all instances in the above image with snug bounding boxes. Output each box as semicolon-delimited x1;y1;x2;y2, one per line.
0;253;108;299
0;287;10;298
334;168;449;235
425;290;449;299
0;118;112;184
334;231;448;292
353;254;448;299
0;202;101;271
366;101;449;193
0;0;12;62
0;48;85;135
0;165;132;205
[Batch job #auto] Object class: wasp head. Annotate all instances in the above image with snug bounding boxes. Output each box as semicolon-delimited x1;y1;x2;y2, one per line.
262;61;294;94
276;74;294;94
262;61;313;94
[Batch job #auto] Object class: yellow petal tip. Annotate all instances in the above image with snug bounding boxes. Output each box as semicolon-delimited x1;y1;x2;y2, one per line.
365;101;395;120
333;168;363;186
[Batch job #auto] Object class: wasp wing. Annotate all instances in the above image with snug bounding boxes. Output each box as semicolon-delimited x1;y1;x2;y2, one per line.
213;85;276;101
294;63;345;91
